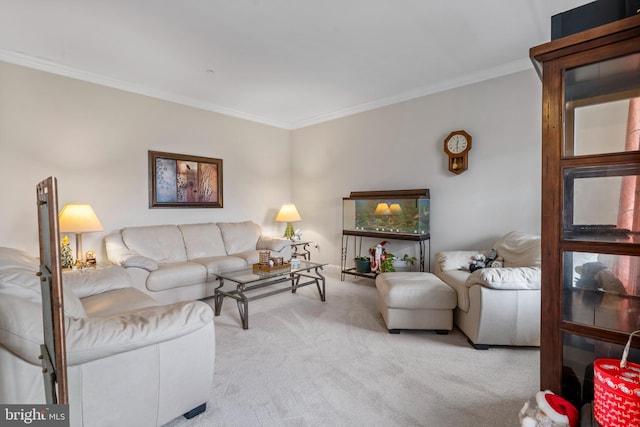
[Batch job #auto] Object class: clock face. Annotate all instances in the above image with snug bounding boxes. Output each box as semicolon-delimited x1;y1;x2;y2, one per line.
446;134;468;154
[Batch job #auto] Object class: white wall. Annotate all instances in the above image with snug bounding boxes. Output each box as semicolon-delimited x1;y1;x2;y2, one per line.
0;62;291;262
0;61;542;270
290;69;542;269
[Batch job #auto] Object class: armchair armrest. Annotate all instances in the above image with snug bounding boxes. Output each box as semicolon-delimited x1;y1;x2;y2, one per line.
435;250;482;272
63;266;132;298
65;301;214;365
465;267;541;290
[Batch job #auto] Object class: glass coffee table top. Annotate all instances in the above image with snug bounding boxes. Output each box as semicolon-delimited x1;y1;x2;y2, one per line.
214;260;325;285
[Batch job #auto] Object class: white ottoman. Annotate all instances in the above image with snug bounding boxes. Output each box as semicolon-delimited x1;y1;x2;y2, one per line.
375;272;457;334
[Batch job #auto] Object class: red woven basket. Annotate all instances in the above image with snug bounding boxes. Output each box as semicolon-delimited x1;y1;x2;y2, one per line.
593;331;640;427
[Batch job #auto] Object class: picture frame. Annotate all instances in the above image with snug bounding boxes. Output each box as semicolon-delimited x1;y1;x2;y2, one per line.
149;150;223;208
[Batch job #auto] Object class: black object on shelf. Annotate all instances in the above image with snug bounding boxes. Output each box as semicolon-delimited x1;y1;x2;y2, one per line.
551;0;640;40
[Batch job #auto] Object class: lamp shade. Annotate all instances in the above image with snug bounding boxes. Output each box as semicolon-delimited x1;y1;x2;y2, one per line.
58;204;104;233
374;203;391;216
389;203;403;215
275;204;302;223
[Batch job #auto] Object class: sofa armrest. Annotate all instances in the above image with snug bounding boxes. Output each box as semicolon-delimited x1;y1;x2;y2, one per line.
63;266;133;298
65;301;214;365
435;250;482;272
465;267;541;290
105;232;158;271
257;236;290;252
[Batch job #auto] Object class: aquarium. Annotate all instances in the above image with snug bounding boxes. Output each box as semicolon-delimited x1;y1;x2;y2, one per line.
343;189;430;237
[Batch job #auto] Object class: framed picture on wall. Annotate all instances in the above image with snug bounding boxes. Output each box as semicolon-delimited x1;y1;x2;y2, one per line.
149;150;223;208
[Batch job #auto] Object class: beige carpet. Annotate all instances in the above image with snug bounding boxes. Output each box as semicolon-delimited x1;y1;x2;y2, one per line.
164;267;539;427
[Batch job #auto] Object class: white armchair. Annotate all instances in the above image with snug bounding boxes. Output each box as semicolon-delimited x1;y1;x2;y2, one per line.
435;231;541;349
0;247;215;426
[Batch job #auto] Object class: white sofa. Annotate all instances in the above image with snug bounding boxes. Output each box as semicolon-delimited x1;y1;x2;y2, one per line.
434;231;541;349
0;247;215;427
105;221;291;304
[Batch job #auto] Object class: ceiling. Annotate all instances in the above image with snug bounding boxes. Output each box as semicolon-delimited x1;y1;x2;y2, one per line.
0;1;592;129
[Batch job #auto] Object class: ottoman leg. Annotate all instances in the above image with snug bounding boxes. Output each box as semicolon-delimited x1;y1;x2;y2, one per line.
435;330;449;335
468;338;489;350
388;329;401;334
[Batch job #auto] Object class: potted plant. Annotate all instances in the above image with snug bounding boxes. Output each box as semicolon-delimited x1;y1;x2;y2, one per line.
380;252;396;272
354;256;372;273
392;254;417;272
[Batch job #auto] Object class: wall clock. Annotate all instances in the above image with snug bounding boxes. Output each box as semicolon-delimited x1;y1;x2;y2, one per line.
443;130;472;174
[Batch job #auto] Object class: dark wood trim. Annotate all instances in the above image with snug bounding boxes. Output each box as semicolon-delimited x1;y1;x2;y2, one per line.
36;177;68;404
342;229;430;241
346;189;430;199
530;14;640;62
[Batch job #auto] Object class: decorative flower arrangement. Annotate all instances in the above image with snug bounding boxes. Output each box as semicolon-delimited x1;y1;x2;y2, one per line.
61;235;73;268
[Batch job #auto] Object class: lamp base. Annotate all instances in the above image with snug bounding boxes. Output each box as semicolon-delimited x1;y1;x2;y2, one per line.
283;222;295;240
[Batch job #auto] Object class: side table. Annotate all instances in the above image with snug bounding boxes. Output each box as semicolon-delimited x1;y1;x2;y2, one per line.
290;240;312;260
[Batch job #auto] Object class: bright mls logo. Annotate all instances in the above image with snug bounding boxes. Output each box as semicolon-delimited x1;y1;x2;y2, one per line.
1;405;68;426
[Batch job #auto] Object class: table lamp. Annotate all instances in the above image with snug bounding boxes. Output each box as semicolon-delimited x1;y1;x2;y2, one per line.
58;204;104;266
275;203;301;240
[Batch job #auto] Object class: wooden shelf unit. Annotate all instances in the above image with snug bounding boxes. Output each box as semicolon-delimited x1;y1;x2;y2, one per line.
530;14;640;401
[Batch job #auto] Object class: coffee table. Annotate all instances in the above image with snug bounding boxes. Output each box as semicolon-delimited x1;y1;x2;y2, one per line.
213;260;326;329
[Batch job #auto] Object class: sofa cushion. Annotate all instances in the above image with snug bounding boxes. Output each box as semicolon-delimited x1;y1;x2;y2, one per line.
178;223;227;259
466;267;541;290
191;256;247;276
122;225;187;263
231;250;261;265
494;231;541;268
81;287;159;318
146;262;207;292
376;272;456;310
217;221;261;255
63;266;132;298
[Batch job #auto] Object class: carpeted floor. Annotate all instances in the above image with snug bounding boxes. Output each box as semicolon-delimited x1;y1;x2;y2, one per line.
164;267;539;427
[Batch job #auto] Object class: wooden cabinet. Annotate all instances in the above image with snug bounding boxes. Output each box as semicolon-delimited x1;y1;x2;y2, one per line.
530;14;640;409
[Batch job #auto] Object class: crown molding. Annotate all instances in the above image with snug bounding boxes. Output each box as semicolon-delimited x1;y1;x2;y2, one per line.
289;57;534;129
1;49;532;131
0;49;292;130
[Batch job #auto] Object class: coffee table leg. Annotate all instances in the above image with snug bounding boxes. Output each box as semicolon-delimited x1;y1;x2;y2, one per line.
236;299;249;329
214;278;224;316
315;266;326;301
235;285;249;329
